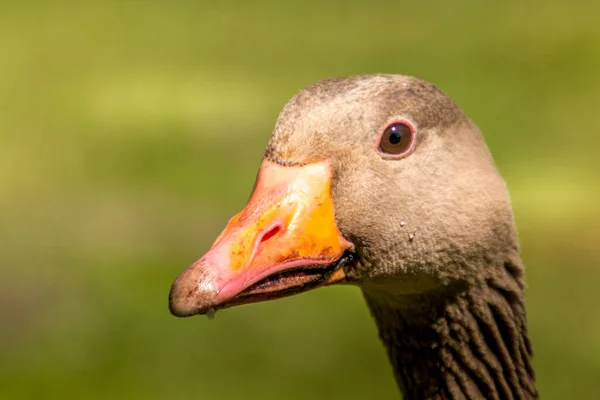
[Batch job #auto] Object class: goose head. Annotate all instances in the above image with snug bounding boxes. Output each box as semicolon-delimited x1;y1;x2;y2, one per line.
169;74;514;313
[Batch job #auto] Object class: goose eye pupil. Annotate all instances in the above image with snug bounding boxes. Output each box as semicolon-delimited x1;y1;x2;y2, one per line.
389;130;401;144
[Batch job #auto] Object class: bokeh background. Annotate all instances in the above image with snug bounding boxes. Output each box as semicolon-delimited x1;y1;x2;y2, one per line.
1;1;599;399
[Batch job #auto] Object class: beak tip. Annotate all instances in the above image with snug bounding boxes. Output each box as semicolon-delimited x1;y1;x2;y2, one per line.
168;271;219;318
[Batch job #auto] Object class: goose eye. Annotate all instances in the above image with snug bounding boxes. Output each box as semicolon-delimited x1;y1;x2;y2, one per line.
378;122;415;156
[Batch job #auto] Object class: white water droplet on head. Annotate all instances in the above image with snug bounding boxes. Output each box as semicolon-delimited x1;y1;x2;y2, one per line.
206;307;217;320
400;220;406;227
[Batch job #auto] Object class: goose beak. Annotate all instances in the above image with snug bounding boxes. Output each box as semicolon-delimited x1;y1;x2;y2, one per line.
169;159;353;317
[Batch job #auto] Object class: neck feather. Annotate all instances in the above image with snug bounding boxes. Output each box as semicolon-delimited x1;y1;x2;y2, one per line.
363;257;538;400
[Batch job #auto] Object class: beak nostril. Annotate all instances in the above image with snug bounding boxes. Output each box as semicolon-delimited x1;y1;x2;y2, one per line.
260;225;281;244
247;221;286;268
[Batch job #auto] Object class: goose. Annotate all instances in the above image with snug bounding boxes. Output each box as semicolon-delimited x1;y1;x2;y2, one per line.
169;74;538;399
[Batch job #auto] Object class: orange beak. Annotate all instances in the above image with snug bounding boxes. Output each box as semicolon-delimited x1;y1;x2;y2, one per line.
169;159;354;317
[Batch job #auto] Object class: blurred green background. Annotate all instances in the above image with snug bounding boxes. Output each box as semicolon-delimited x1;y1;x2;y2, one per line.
1;1;599;399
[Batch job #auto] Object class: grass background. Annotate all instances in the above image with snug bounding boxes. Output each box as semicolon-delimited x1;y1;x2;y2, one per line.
1;1;599;398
